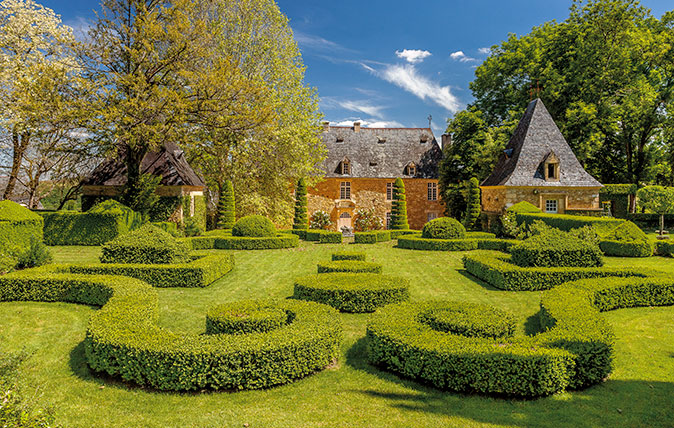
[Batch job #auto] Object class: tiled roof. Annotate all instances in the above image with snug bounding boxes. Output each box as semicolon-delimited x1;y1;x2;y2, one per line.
321;125;442;178
482;98;602;187
83;142;206;187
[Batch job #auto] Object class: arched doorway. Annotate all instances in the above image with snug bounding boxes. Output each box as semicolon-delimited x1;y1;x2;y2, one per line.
337;211;352;230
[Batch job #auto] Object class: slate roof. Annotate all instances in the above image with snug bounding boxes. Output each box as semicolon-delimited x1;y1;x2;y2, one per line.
481;98;602;188
321;126;442;179
83;142;206;187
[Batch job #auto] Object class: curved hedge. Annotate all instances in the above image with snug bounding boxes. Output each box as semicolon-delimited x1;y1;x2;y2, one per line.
599;240;653;257
232;215;276;237
510;230;604;268
463;251;648;291
293;273;409;312
100;224;191;264
421;217;466;239
317;260;382;274
0;272;342;391
367;276;674;397
206;301;289;334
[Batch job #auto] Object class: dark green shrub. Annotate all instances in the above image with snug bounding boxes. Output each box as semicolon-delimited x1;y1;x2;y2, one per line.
0;200;43;256
463;177;481;230
354;230;390;244
305;229;342;243
476;239;520;252
599;240;653;257
217;180;236;229
69;254;233;288
510;229;604;268
206;301;288;334
462;251;647;291
100;224;191;264
151;221;182;237
183;234;299;250
655;240;674;257
290;229;307;239
293;273;409;313
332;251;366;261
16;236;52;269
422;217;466;239
516;212;624;235
183;216;202;237
148;196;181;222
121;173;161;216
604;221;647;242
390;229;419;239
317;260;382;274
390;178;409;230
397;235;478;251
292;178;308;230
232;215;276;237
0;273;342;391
507;201;541;213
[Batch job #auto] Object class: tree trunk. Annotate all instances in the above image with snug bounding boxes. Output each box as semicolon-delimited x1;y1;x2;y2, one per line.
3;131;30;200
660;213;665;237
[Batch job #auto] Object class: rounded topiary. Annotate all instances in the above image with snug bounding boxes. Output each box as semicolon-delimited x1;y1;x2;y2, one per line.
506;201;542;213
206;301;289;334
232;215;276;237
604;221;647;242
421;217;466;240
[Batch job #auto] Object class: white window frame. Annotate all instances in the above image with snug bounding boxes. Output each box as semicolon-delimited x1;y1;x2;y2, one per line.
427;183;438;201
545;199;558;213
340;181;351;200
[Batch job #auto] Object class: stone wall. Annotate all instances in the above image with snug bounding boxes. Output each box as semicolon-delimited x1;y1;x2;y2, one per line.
308;177;442;230
481;185;602;214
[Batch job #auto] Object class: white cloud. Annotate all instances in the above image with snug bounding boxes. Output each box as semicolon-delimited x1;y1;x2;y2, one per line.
478;47;491;55
395;49;432;64
64;16;92;41
370;64;460;113
450;50;477;62
331;119;405;128
338;100;384;118
294;31;354;53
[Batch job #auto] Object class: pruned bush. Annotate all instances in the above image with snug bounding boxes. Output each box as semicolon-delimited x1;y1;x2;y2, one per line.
421;217;466;240
354;230;390;244
206;301;289;334
604;221;647;242
16;235;52;269
655;240;674;257
507;201;541;213
389;229;419;239
293;273;409;312
183;216;202;237
416;302;516;339
317;260;382;274
510;229;603;268
183;234;299;250
217;180;236;229
599;240;653;257
100;224;191;264
515;212;624;235
397;235;478;251
332;251;366;261
232;215;276;237
305;229;342;243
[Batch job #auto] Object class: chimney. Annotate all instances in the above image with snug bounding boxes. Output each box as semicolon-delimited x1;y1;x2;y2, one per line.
353;121;361;132
322;121;330;132
441;133;452;149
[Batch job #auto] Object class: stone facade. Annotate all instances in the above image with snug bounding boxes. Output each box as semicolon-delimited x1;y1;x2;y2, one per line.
308;177;441;230
481;186;601;214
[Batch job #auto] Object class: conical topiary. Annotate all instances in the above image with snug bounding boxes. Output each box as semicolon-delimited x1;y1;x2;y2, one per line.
217;180;236;229
463;177;481;230
391;177;409;230
293;178;308;230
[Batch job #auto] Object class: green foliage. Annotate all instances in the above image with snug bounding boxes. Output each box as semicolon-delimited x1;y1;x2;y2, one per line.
309;210;332;230
422;217;466;239
317;261;382;274
206;301;288;334
184;234;299;250
183;216;202;237
305;229;342;243
217;180;236;229
463;251;647;291
599;240;653;257
0;272;341;391
151;221;182;237
655;240;674;257
0;201;44;260
600;184;637;218
293;273;410;313
100;224;191;265
389;229;419;239
331;251;366;261
390;178;409;230
604;221;647;242
463;177;481;230
398;235;478;251
232;215;276;237
516;212;624;235
16;236;52;269
192;194;207;231
417;302;516;339
600;184;638;196
354;230;390;244
353;208;383;232
511;229;604;268
507;201;542;213
637;186;674;235
120;173;161;217
148;196;182;222
292;178;307;230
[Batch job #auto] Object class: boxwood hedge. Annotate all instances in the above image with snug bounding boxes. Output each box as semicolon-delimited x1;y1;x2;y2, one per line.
100;224;191;264
354;230;391;244
515;212;624;235
183;234;299;250
462;251;648;291
0;272;342;391
306;230;343;243
599;240;654;257
331;251;366;261
317;260;382;274
206;301;290;334
510;230;604;268
293;273;409;312
397;235;478;251
655;240;674;257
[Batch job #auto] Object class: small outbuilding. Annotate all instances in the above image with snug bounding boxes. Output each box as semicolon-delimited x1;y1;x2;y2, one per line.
481;98;602;215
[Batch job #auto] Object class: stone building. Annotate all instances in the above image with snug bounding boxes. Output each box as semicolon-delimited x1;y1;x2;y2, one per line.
481;98;602;214
308;122;443;230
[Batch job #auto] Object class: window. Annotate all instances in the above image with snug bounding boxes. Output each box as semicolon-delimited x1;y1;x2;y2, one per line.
427;183;437;201
340;181;351;200
543;151;560;181
404;163;416;176
340;160;351;175
386;212;391;229
386;183;394;201
545;199;558;213
547;164;555;179
427;212;438;222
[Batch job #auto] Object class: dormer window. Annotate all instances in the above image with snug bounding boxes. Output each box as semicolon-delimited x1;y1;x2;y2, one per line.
420;134;429;143
336;136;344;143
377;136;386;144
543;151;560;182
404;162;416;176
339;159;351;175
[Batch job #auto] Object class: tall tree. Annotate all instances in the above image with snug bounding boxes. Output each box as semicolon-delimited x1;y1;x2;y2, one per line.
390;178;409;230
292;178;308;230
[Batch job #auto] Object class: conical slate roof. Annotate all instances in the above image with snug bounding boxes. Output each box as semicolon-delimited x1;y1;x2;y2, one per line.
481;99;601;188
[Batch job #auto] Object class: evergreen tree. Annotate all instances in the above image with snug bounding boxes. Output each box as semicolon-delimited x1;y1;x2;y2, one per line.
463;177;481;230
292;178;308;230
217;180;236;229
391;178;409;230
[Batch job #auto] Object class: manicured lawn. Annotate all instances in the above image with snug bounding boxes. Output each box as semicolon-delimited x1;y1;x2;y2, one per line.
2;241;673;427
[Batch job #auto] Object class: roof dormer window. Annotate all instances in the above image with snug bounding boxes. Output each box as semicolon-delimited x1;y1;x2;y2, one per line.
404;162;416;177
543;151;560;182
338;158;351;175
336;136;344;143
420;134;429;143
377;136;386;144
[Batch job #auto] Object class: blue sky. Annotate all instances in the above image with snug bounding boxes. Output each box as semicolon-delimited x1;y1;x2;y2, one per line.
44;0;674;136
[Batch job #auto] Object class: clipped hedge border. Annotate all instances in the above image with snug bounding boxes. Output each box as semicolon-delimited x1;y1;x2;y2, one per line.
317;260;382;274
64;254;234;288
476;239;520;253
655;240;674;257
367;276;674;397
599;240;653;258
293;273;409;313
332;251;366;261
305;230;343;243
515;213;624;235
397;235;478;251
183;234;299;250
0;272;342;391
462;251;648;291
354;230;391;244
390;229;419;239
206;301;289;334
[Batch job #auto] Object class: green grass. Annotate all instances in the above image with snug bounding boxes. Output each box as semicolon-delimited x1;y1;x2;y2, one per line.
2;242;674;428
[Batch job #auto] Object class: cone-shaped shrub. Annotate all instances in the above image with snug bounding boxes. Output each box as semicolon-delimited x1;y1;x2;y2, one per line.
217;180;236;229
463;177;481;230
391;178;409;230
293;178;308;230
